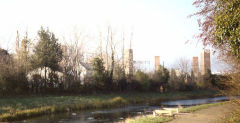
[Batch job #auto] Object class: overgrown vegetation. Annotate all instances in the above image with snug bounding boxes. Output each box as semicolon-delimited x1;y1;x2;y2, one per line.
0;22;231;96
0;26;222;95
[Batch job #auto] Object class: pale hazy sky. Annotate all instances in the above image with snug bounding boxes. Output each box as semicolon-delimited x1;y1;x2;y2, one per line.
0;0;225;72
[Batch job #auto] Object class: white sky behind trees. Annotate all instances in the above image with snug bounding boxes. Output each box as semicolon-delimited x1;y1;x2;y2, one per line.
0;0;226;72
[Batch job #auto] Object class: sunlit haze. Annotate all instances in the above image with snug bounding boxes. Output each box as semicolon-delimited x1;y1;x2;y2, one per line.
0;0;225;72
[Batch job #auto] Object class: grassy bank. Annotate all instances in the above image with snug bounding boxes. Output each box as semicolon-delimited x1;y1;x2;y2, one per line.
180;101;227;113
0;90;218;121
124;101;227;123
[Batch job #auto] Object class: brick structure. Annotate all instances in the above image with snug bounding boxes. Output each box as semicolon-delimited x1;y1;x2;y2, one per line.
192;57;199;77
124;49;133;78
200;49;211;75
155;56;160;71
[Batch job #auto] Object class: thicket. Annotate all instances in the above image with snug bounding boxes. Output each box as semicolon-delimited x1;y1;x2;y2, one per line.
0;27;224;96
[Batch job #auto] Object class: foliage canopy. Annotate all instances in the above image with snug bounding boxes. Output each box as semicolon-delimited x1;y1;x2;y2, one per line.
192;0;240;59
33;27;63;71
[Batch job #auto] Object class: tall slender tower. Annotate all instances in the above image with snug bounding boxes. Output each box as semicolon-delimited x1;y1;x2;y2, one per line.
200;49;211;75
155;56;160;71
16;31;20;55
192;57;199;77
124;49;133;78
124;30;134;79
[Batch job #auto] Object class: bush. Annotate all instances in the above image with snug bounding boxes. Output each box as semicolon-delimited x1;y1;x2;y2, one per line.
0;66;28;95
134;70;150;91
29;74;44;93
211;74;229;90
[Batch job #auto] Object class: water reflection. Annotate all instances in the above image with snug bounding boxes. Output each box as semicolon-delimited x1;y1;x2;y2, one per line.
23;106;157;123
161;96;228;106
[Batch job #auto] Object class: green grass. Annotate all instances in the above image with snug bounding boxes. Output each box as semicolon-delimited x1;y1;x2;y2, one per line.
0;90;218;121
125;115;173;123
180;101;227;113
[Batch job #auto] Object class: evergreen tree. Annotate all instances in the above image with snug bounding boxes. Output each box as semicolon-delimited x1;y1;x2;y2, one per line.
168;69;178;90
152;65;169;92
32;27;62;88
92;57;106;90
191;70;195;83
135;70;149;91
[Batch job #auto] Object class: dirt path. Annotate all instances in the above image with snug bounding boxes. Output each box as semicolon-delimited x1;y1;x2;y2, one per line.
169;103;235;123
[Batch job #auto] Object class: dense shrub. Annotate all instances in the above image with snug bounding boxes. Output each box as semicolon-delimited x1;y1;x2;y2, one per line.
0;65;28;95
134;70;150;91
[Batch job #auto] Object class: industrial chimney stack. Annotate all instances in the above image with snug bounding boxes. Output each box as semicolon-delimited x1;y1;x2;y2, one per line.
155;56;160;71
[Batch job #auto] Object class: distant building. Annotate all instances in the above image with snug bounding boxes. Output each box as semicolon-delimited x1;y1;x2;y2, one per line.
175;69;183;77
27;67;64;87
124;49;133;78
200;49;211;75
155;56;160;71
60;45;93;85
184;74;191;84
192;56;199;77
134;60;151;72
79;61;92;84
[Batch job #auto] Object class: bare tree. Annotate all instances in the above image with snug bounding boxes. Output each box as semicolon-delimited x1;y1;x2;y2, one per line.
174;57;191;75
61;28;88;88
103;26;116;88
15;31;31;72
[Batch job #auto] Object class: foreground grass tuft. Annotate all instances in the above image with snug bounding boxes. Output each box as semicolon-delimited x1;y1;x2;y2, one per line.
222;109;240;123
125;115;173;123
222;101;240;123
